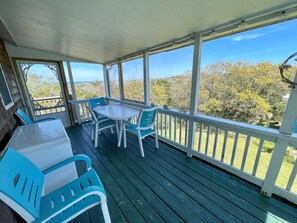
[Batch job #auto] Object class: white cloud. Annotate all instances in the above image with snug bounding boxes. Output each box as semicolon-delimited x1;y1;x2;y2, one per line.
231;33;264;41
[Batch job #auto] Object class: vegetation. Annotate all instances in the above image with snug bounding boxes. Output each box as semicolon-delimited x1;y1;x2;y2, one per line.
74;81;105;100
199;61;294;125
27;73;61;98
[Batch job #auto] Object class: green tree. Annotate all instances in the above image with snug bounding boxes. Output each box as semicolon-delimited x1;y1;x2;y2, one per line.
199;61;292;124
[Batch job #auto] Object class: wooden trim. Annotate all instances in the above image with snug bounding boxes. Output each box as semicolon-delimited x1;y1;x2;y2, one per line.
118;62;124;100
143;51;150;105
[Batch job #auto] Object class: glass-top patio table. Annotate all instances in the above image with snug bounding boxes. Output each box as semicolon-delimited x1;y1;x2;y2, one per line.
93;104;140;147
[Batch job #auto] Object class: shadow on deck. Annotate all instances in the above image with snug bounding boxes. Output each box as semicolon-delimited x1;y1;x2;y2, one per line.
67;123;297;223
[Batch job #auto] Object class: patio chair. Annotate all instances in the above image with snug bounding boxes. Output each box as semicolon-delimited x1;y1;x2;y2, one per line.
88;107;117;147
0;147;111;223
90;97;107;108
123;107;158;157
15;108;55;125
89;97;109;121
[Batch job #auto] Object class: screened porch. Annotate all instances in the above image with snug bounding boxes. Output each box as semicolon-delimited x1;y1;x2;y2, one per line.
1;1;297;222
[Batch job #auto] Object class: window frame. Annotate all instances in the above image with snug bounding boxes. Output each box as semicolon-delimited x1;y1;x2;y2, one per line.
121;57;145;103
0;64;14;110
107;63;121;99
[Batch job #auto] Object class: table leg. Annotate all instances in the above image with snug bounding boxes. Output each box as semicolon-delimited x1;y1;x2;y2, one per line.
117;120;123;147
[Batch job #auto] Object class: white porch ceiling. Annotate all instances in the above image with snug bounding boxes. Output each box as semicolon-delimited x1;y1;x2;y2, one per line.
0;0;296;63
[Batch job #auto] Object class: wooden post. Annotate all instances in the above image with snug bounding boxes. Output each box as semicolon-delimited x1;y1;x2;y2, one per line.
187;34;202;157
103;64;110;98
118;62;124;100
67;62;81;124
261;71;297;196
143;51;150;105
261;139;289;196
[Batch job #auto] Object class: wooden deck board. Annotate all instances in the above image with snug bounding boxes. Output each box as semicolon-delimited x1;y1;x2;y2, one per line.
67;123;297;223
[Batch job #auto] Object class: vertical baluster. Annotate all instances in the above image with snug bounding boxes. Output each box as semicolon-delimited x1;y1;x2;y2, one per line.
165;114;168;138
213;127;219;158
85;102;88;120
160;113;163;136
205;125;210;155
221;130;228;162
174;117;177;142
230;133;239;166
241;136;251;171
198;123;203;152
83;103;86;121
86;102;91;120
169;115;172;140
179;118;182;144
156;113;159;135
185;119;188;146
286;160;297;191
81;102;84;121
252;139;264;176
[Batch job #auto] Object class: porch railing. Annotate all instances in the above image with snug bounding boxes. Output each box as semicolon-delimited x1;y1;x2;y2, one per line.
70;97;297;204
69;99;92;124
158;108;297;202
33;96;65;115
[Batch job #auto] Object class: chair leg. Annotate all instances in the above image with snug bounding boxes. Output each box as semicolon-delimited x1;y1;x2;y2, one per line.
95;123;99;147
138;136;145;157
123;125;127;148
111;126;114;134
155;131;159;148
116;122;119;134
101;202;112;223
91;126;94;141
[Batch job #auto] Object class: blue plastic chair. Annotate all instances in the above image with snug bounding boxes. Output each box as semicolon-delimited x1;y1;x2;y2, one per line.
90;97;107;109
88;106;117;147
0;147;111;223
123;107;158;157
15;108;55;125
89;97;109;121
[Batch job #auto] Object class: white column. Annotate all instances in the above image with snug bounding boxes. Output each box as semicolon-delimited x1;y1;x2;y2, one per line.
143;51;150;105
118;62;124;100
261;71;297;196
66;62;81;124
187;34;203;157
261;139;289;196
103;64;110;97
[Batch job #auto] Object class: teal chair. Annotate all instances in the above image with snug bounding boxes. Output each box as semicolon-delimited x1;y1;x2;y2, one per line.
0;148;111;223
89;97;109;122
88;107;117;147
123;107;159;157
89;97;107;109
15;108;55;125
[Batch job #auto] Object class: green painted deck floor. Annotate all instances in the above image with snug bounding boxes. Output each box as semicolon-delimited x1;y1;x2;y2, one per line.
67;123;297;223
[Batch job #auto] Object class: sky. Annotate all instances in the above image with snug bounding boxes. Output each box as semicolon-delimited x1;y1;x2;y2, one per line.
26;18;297;82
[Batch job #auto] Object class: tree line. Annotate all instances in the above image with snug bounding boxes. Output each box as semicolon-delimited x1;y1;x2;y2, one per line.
124;61;294;126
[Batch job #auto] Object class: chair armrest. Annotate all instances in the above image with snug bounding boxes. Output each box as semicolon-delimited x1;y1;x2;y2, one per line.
42;154;92;175
35;117;56;123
